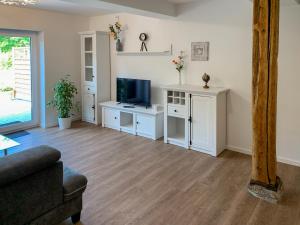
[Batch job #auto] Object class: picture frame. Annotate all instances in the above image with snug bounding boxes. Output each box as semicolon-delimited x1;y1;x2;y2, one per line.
191;42;209;61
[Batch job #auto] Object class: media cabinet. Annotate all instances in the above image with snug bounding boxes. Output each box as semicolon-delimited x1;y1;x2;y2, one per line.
99;101;164;140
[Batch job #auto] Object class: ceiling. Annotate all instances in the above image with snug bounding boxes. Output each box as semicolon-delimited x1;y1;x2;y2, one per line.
3;0;300;17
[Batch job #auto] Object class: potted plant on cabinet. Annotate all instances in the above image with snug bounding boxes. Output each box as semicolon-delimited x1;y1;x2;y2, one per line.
47;75;78;129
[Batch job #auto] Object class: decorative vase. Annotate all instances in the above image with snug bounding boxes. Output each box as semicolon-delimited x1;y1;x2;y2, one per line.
58;117;72;129
116;39;123;52
202;73;210;89
178;71;182;85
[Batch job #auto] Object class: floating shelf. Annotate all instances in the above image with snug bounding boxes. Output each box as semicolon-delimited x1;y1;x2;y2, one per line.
117;45;173;56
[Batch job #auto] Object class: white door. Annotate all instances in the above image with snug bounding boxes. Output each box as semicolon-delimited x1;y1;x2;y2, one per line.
103;108;120;130
136;114;154;139
82;93;95;123
190;95;214;152
0;30;39;134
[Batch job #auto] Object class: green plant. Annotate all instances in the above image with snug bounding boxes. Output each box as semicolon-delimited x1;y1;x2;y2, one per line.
0;36;30;53
47;75;78;118
0;87;13;92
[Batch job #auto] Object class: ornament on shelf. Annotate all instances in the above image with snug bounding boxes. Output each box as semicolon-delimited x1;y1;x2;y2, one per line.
139;33;148;52
202;73;210;89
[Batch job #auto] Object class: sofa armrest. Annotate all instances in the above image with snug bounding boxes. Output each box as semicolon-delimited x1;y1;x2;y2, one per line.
0;145;61;187
63;167;87;202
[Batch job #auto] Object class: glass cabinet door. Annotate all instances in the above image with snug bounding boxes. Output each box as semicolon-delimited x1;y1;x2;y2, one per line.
83;36;95;84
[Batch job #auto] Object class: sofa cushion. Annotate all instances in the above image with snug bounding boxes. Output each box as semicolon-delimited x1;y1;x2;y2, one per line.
0;145;61;187
63;167;87;202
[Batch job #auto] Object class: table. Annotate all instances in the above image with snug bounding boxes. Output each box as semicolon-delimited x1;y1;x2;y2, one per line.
0;134;20;156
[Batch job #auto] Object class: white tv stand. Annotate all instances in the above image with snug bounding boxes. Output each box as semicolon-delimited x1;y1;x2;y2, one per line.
99;101;164;140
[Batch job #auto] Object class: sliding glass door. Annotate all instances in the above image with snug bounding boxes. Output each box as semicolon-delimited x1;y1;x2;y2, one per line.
0;30;38;133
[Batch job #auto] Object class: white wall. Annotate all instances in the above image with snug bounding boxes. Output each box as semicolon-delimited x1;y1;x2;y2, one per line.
0;5;89;127
89;0;300;165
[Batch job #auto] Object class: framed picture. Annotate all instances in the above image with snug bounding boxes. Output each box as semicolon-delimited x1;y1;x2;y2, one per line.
191;42;209;61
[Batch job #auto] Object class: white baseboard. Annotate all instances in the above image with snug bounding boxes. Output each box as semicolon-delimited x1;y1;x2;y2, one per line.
226;145;300;167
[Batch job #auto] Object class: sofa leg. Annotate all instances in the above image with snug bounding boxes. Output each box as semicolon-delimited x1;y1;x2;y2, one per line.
71;212;81;224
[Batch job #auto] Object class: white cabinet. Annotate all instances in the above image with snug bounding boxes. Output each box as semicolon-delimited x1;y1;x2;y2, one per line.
163;84;228;157
80;31;111;125
190;95;214;153
100;101;164;140
136;114;155;139
103;108;120;130
82;92;95;123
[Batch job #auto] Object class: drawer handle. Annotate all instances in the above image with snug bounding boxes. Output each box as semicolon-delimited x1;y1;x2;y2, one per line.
174;109;177;113
114;117;117;120
136;121;139;124
88;88;90;90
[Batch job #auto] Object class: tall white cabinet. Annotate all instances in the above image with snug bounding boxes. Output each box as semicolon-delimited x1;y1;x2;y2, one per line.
80;31;111;124
163;84;229;157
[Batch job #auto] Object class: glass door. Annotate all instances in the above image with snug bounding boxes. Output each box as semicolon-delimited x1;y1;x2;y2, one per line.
0;30;38;133
83;35;96;86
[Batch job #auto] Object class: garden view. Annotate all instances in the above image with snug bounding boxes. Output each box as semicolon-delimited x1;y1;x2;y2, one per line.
0;35;32;127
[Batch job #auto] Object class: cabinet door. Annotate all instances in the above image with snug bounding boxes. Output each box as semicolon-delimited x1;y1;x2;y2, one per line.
191;95;214;152
103;108;120;130
82;35;96;86
82;92;95;123
136;114;155;139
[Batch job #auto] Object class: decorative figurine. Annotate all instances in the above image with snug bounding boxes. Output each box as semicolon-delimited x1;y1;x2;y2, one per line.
202;73;210;89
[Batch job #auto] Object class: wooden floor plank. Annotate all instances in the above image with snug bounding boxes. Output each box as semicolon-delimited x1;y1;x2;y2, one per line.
6;122;300;225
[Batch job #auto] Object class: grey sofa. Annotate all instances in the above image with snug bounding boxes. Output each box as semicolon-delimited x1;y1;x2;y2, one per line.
0;145;88;225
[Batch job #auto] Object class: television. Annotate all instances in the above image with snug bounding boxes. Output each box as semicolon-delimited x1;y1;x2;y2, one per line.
117;78;151;107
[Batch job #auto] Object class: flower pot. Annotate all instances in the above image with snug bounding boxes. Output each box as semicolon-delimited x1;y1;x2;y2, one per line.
58;117;72;129
116;39;123;52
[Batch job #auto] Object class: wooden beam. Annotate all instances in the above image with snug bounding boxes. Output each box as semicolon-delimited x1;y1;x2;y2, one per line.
249;0;282;203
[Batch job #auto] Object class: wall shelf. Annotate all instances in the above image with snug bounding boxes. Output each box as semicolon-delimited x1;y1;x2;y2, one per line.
117;45;173;56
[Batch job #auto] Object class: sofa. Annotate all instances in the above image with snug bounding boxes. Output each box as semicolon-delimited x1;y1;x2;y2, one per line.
0;145;88;225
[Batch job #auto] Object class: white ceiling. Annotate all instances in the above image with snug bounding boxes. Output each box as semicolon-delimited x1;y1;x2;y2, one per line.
4;0;300;17
29;0;110;16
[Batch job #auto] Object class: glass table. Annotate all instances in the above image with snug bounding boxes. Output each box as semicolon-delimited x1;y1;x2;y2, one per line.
0;134;20;156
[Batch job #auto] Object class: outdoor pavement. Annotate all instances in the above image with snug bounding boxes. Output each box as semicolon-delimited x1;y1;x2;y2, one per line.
0;97;31;126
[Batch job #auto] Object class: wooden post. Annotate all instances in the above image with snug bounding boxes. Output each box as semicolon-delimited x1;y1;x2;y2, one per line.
248;0;283;203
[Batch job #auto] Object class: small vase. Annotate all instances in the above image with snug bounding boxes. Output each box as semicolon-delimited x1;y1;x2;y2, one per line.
178;71;182;85
116;39;123;52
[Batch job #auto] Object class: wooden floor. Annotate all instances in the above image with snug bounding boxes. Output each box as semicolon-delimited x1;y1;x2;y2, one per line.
8;122;300;225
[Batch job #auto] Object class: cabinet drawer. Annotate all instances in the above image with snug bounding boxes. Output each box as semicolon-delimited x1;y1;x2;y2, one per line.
83;85;96;93
168;105;186;118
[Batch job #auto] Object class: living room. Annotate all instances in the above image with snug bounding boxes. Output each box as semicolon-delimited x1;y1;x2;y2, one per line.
0;0;300;225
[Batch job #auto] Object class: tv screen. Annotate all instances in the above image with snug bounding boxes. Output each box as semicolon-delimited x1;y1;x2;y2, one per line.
117;78;151;107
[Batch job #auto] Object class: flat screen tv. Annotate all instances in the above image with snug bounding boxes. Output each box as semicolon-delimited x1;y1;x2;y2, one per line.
117;78;151;107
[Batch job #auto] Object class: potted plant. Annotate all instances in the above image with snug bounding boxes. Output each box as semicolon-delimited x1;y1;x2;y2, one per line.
0;87;14;101
47;75;78;129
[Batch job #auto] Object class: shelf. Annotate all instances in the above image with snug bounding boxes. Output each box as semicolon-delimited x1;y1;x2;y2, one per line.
168;135;185;143
117;45;173;56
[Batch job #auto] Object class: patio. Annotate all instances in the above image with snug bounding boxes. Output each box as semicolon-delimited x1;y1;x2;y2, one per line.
0;96;31;126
